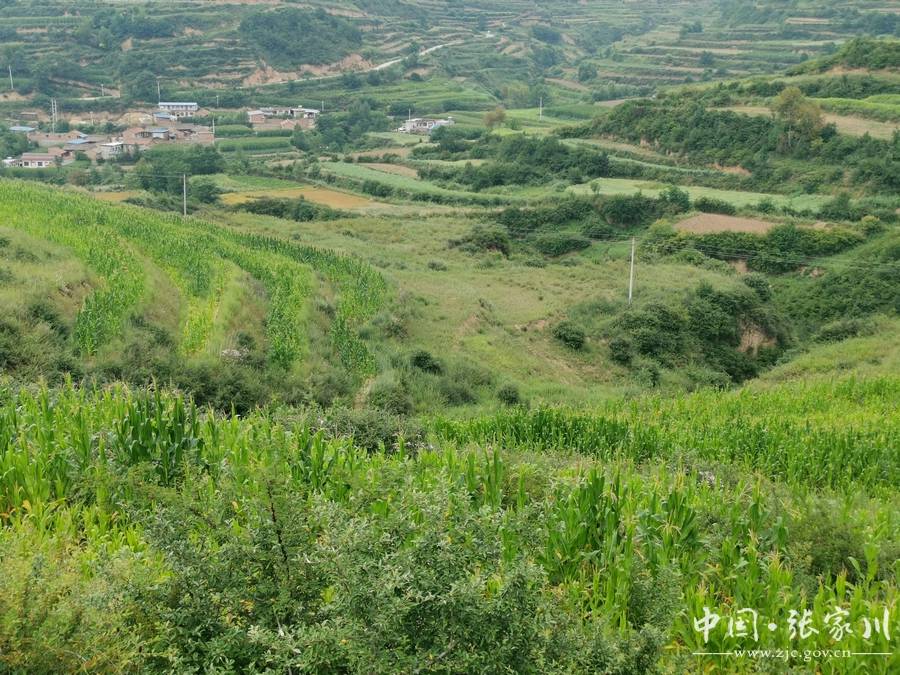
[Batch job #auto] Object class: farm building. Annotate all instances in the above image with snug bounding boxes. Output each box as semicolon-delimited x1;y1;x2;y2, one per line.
247;106;320;130
397;117;455;134
13;149;73;168
157;102;199;118
99;141;126;160
28;130;88;147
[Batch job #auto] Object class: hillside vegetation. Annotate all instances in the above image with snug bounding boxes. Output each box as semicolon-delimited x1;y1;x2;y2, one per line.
0;5;897;674
0;377;896;671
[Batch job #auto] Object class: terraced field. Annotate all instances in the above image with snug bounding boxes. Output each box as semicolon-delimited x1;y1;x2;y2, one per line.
0;179;386;375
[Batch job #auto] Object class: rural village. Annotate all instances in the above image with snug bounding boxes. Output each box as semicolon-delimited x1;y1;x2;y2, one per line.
2;100;455;168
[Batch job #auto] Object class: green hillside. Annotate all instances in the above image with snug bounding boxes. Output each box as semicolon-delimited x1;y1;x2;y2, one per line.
0;5;898;674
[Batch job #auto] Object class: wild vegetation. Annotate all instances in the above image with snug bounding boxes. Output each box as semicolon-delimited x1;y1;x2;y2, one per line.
0;2;897;673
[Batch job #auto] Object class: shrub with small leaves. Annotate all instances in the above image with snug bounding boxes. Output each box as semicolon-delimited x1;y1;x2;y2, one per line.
497;383;521;406
552;321;586;350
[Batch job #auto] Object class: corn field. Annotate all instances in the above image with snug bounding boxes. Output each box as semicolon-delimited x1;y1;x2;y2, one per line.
0;180;385;371
0;377;895;672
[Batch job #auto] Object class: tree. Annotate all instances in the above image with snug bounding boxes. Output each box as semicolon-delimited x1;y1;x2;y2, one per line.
577;63;598;82
124;70;159;103
483;106;507;130
771;86;824;152
190;178;221;204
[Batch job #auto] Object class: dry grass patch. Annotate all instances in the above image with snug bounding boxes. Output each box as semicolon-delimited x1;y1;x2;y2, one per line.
221;186;377;209
362;162;420;178
92;190;142;202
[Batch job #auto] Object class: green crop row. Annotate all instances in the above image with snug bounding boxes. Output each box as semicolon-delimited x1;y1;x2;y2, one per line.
1;180;388;371
0;379;895;671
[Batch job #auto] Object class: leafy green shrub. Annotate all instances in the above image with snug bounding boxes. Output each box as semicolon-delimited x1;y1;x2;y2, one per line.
599;193;659;228
552;321;586;350
533;233;591;256
0;526;153;672
308;405;425;452
494;198;596;238
238;197;348;222
742;273;773;301
693;197;737;215
632;357;661;387
859;215;885;237
658;186;691;214
790;507;867;583
814;319;867;343
450;225;511;257
497;383;521;406
368;378;413;415
608;336;634;365
410;349;443;374
361;180;393;198
612;303;686;362
581;218;616;240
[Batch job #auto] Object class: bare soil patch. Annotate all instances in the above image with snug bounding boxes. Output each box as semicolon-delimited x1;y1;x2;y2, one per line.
675;214;778;235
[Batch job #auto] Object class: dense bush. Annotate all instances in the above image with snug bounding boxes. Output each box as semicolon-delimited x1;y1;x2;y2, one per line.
450;225;512;257
608;281;782;383
410;349;443;374
238;197;348;222
598;194;660;228
552;321;586;350
494;198;596;238
533;233;591;257
693;197;737;215
497;383;522;406
690;224;865;273
133;146;225;195
418;136;609;189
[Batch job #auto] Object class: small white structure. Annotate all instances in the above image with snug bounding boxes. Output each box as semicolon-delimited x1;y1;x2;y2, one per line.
157;102;199;118
99;141;126;160
15;150;72;168
397;117;455;134
248;105;319;130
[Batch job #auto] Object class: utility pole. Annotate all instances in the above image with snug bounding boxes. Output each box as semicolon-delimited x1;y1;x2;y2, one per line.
627;237;636;305
100;83;105;97
216;93;219;107
8;65;13;91
156;78;161;102
539;96;543;120
50;98;58;133
182;174;187;216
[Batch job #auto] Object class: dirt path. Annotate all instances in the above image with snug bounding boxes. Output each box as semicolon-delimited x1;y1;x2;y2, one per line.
268;40;467;87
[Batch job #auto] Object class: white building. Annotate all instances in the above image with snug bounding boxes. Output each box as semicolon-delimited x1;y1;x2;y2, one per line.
397;117;455;134
157;102;199;118
15;150;72;168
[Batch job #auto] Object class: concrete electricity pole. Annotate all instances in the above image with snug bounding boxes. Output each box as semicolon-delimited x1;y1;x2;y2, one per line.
628;237;636;305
